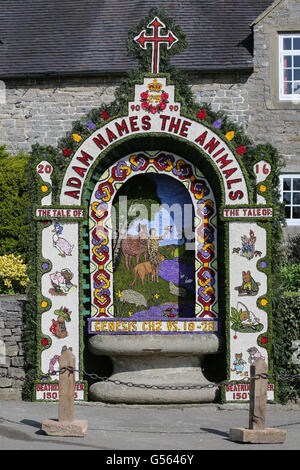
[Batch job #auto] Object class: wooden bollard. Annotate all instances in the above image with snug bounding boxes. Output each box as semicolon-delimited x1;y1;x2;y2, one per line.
58;347;75;423
229;358;287;444
249;357;267;430
42;346;88;437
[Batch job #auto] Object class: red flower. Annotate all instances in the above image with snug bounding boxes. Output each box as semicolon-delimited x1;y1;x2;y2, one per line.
41;338;49;346
161;92;169;101
101;110;109;120
62;148;71;157
197;109;206;120
159;101;167;110
141;101;150;110
150;105;158;114
140;91;149;100
236;146;246;155
261;337;268;344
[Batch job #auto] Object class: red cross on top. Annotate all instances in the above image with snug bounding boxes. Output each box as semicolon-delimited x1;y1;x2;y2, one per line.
134;17;178;74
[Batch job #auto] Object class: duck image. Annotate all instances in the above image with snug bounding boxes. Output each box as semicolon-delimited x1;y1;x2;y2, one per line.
52;223;74;257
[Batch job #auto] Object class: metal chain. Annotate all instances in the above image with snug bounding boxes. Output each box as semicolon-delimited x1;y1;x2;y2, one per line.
82;370;300;391
2;368;299;391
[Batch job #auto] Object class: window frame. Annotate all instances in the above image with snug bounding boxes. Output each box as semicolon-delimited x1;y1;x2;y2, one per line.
279;174;300;225
279;33;300;101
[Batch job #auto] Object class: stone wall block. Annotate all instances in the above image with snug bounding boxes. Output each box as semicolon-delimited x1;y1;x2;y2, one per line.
0;295;27;398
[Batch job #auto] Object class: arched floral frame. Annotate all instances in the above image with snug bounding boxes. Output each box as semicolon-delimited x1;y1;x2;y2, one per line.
89;151;218;322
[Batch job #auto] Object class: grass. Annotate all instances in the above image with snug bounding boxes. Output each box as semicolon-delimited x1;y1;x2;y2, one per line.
113;245;194;318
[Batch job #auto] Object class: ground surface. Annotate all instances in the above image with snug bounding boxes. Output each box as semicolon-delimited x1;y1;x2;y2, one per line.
0;400;299;452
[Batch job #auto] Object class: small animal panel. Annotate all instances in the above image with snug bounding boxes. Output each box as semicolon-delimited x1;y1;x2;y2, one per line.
235;271;260;296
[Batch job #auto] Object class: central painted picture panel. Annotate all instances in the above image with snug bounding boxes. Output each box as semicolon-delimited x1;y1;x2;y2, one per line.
88;151;219;335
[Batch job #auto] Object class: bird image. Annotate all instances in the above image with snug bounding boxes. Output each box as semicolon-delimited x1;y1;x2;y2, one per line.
52;223;74;257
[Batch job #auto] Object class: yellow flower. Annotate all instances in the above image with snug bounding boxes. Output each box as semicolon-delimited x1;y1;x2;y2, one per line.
153;293;160;300
72;133;82;142
259;184;267;193
0;254;28;293
116;290;123;298
225;131;234;141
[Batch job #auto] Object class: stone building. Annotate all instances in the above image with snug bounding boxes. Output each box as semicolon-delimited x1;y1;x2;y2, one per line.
0;0;299;235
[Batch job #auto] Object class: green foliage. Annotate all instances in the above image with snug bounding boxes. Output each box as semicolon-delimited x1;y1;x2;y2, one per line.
0;145;30;260
127;7;189;75
113;247;193;317
281;264;300;292
273;229;300;402
285;233;300;263
273;292;300;403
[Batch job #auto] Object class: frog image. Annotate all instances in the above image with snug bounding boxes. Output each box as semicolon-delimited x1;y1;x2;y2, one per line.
235;270;260;296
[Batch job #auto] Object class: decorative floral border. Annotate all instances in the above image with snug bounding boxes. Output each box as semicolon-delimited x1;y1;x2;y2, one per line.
89;151;218;321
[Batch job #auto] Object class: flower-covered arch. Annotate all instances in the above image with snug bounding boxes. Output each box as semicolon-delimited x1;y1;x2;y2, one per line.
26;8;284;403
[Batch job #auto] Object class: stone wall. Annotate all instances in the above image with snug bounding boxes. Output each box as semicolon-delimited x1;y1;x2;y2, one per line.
0;76;119;155
0;67;299;171
0;295;27;400
0;0;299;237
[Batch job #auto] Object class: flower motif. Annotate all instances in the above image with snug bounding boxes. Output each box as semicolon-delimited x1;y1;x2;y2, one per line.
196;109;206;120
86;120;96;131
213;119;222;129
141;101;150;110
62;148;71;157
116;290;123;298
101;110;109;120
140;89;169;114
236;146;246;155
225;131;234;141
72;133;82;142
259;184;267;192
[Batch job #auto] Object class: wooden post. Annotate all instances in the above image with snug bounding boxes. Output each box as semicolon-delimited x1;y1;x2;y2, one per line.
58;347;75;423
249;358;267;430
41;346;88;437
229;358;287;443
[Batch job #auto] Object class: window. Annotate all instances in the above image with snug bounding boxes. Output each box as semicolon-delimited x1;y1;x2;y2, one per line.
279;34;300;100
280;174;300;224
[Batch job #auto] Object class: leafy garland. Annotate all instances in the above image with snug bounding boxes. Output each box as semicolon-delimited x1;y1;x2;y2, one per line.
24;7;288;401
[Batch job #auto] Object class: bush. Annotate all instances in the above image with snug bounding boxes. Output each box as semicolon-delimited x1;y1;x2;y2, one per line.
273;292;300;403
285;233;300;263
273;231;300;403
281;263;300;292
0;253;28;294
0;145;30;260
